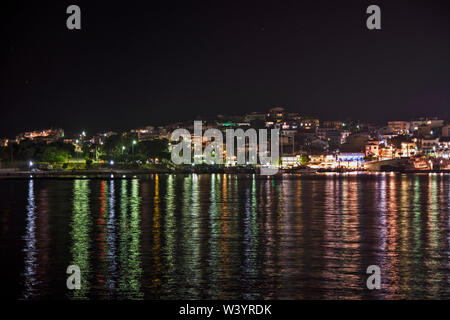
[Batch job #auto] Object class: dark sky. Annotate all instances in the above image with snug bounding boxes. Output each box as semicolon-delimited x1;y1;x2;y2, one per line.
1;0;449;138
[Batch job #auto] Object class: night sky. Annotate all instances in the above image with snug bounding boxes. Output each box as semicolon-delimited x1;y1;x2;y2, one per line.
1;0;449;138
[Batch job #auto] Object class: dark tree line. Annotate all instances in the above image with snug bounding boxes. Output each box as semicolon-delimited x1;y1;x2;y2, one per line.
0;140;75;163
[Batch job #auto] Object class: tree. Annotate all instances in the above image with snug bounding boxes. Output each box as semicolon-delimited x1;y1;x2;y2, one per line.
41;146;69;163
136;139;170;161
100;133;140;162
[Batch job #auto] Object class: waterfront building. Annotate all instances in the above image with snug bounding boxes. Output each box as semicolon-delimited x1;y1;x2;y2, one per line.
400;142;417;157
436;137;450;159
308;154;337;169
280;155;303;168
336;152;365;169
365;140;380;157
421;137;440;155
379;145;395;160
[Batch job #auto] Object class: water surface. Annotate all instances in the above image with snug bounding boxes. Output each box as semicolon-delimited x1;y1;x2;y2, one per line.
1;173;450;299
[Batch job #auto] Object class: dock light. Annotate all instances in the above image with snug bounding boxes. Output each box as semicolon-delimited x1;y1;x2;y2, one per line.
29;161;33;167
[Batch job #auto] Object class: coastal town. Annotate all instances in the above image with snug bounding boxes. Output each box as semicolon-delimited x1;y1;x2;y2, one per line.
1;107;449;176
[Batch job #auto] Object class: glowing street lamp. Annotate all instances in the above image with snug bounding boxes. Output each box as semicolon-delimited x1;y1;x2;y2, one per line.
132;140;137;157
121;145;125;155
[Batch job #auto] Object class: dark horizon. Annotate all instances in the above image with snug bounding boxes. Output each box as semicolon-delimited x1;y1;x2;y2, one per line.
2;0;450;138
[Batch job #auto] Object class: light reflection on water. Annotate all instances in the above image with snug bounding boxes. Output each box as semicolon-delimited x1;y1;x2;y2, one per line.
23;179;37;298
1;174;450;299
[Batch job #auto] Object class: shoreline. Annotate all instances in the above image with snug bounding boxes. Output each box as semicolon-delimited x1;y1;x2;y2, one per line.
0;168;449;179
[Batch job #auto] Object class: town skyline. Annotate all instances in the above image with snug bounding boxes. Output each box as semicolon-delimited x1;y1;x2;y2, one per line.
1;107;449;140
2;106;449;173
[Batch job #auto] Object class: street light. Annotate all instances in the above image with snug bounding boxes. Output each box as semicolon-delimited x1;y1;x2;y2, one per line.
132;140;137;158
121;145;125;155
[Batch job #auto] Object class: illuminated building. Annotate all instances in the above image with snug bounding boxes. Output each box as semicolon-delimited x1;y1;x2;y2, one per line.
308;154;337;169
336;153;364;168
0;138;8;147
442;125;450;137
91;131;117;145
268;107;285;123
244;112;266;122
131;127;156;141
388;121;410;134
421;137;439;155
16;128;64;144
379;145;395;160
281;155;304;168
321;120;343;130
317;127;337;140
340;130;351;144
365;140;380;157
400;142;417;157
299;118;319;129
410;118;444;130
417;125;433;137
436;137;450;159
324;130;341;148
